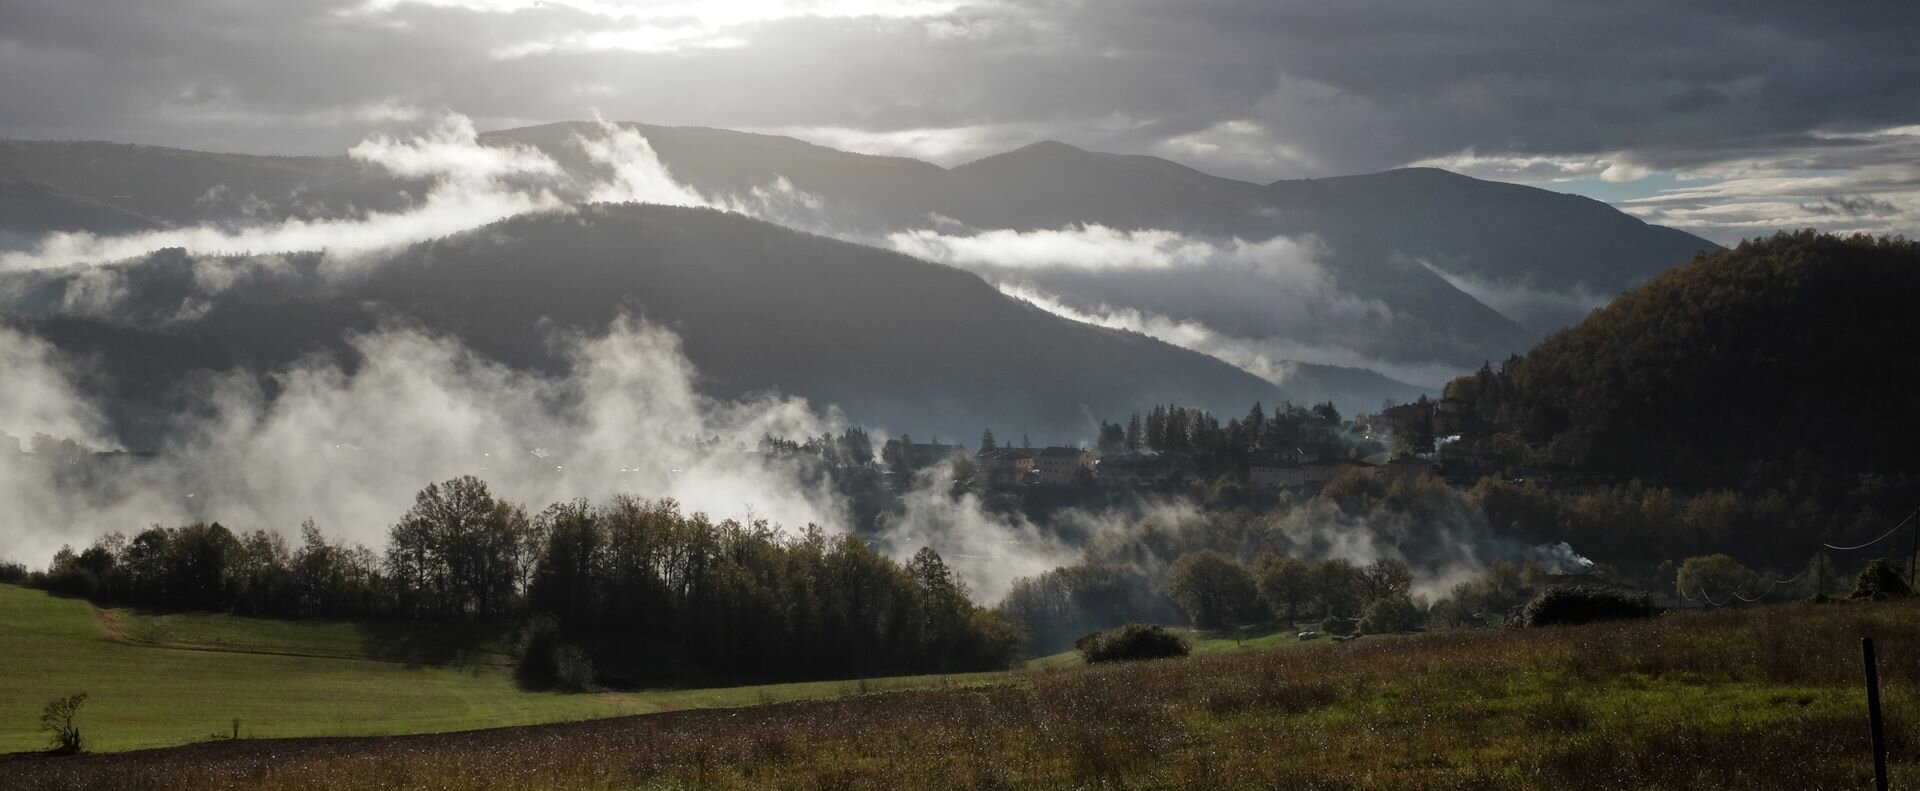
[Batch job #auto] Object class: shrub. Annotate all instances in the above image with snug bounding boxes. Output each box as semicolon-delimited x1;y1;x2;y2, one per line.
514;615;595;692
1358;594;1424;634
1515;585;1656;628
552;645;596;693
1849;559;1911;601
1321;615;1357;637
1075;623;1190;664
40;692;87;755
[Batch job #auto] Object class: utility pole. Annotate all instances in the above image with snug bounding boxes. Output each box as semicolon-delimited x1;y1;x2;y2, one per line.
1908;507;1919;590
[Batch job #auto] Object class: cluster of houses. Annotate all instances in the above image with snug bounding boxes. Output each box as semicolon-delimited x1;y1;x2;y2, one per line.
873;394;1574;495
886;436;1442;494
1373;396;1563;486
974;445;1097;486
1246;455;1436;490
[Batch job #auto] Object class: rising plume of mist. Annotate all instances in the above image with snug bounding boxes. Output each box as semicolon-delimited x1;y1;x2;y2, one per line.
0;325;109;451
1047;487;1598;612
0;311;1129;604
0;316;853;570
1259;498;1509;602
872;461;1082;603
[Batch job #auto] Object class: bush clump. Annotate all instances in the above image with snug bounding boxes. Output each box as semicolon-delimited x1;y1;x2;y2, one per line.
1358;595;1424;634
1321;615;1357;637
1075;623;1191;664
1849;559;1911;601
515;615;596;692
1514;585;1656;628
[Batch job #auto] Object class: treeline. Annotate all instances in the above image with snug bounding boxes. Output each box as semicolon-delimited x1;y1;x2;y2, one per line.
1468;474;1920;573
996;462;1908;651
1000;543;1433;653
1094;401;1348;461
996;473;1461;651
30;475;1023;682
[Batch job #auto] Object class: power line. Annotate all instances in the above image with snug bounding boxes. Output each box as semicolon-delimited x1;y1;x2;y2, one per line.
1696;587;1727;608
1681;506;1911;609
1824;510;1918;552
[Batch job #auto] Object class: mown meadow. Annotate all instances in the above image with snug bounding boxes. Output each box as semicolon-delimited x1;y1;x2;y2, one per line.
0;584;1024;754
9;587;1920;789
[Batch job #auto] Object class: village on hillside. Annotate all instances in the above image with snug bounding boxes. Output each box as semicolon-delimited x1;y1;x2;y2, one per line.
868;396;1555;497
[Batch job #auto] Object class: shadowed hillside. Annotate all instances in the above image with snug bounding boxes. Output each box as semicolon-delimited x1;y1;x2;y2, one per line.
0;203;1285;444
0;125;1719;404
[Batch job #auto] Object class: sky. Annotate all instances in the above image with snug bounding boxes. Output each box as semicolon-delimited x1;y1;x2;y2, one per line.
1;0;1917;244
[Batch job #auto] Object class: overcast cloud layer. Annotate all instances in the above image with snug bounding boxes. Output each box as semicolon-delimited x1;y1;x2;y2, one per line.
3;1;1917;243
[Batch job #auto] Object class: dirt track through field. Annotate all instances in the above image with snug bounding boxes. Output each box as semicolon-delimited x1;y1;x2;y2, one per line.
87;604;130;643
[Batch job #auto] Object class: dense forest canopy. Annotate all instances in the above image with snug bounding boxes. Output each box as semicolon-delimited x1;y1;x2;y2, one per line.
1446;231;1920;488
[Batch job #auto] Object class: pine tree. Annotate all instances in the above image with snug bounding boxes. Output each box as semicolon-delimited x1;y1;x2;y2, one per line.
1125;413;1142;451
1244;402;1265;454
980;428;996;452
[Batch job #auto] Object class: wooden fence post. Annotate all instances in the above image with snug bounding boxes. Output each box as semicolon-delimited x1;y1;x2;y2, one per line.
1864;637;1890;791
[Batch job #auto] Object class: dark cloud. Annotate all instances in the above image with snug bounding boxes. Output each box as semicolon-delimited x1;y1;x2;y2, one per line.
1;0;1916;237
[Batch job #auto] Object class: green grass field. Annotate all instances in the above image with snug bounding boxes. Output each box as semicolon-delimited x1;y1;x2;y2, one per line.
13;597;1920;789
101;606;518;666
0;584;1025;753
2;582;1346;754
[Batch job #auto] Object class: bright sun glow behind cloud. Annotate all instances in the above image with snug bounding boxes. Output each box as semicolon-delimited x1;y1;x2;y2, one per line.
353;0;970;55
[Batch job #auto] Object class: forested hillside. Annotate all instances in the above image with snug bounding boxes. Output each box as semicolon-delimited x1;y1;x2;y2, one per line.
1446;231;1920;488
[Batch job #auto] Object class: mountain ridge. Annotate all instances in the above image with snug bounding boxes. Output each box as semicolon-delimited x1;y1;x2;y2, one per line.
0;203;1287;446
0;123;1720;416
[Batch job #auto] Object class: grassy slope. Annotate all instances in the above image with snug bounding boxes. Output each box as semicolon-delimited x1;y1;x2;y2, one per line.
0;585;1021;753
101;607;517;667
12;598;1920;789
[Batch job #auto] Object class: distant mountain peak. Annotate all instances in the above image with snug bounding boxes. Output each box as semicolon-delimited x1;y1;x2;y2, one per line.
957;139;1097;168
